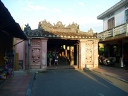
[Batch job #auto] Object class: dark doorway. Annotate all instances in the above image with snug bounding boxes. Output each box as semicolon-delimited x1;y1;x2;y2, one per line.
47;39;79;67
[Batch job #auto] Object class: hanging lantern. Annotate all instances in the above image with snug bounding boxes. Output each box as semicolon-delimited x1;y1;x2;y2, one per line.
67;46;70;50
63;45;66;49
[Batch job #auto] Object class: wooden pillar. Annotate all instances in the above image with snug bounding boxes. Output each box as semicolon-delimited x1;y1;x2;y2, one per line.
79;41;81;69
70;46;74;66
67;46;70;60
15;53;19;71
65;49;67;57
121;39;124;67
62;52;64;56
126;23;128;35
77;44;79;68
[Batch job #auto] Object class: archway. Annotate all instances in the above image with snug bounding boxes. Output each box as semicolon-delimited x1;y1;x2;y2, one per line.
47;38;79;68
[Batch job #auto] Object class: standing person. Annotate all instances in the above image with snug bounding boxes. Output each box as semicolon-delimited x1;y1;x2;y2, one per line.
47;51;50;66
52;51;56;65
54;54;59;66
49;52;52;66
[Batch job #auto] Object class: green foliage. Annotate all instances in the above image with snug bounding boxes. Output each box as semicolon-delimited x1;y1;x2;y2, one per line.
99;48;104;55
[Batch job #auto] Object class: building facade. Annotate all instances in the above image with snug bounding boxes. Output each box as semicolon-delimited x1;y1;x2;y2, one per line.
97;0;128;68
23;20;99;70
0;1;27;79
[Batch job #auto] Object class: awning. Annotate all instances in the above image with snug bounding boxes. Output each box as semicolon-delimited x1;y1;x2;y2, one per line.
0;0;27;40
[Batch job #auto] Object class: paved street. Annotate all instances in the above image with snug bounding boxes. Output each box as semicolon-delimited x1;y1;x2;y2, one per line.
31;69;128;96
0;71;32;96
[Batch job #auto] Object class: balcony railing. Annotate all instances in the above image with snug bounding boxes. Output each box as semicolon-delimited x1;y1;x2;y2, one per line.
97;23;128;41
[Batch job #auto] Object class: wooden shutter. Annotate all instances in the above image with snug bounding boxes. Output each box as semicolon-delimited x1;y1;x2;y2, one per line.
108;17;115;30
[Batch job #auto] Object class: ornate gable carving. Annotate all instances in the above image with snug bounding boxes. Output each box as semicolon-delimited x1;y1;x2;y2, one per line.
54;21;65;28
24;24;31;32
87;28;94;36
25;20;95;37
38;20;79;33
39;20;53;29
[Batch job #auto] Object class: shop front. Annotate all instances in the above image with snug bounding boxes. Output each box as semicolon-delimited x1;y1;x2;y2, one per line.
0;1;27;79
99;37;128;69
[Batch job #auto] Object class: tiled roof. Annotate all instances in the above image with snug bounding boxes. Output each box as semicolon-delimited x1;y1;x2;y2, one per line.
25;21;96;39
25;29;96;39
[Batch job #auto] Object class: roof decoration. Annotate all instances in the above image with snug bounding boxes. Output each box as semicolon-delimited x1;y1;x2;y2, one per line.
25;20;96;39
38;20;79;33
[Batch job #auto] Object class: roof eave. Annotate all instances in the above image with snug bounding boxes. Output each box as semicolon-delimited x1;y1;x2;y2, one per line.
0;1;28;40
97;0;128;20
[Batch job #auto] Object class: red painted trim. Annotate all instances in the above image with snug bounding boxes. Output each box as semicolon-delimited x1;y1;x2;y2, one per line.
100;36;128;42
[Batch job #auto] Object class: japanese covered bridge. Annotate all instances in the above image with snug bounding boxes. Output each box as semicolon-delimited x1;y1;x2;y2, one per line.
24;20;99;70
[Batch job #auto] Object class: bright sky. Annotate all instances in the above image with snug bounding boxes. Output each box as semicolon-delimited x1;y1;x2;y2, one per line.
2;0;120;32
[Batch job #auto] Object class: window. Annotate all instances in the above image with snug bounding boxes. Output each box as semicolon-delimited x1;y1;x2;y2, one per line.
126;9;128;23
108;17;115;30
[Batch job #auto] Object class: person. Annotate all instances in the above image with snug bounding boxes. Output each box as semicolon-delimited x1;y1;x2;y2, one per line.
47;51;50;65
52;51;56;65
49;52;52;66
54;54;59;66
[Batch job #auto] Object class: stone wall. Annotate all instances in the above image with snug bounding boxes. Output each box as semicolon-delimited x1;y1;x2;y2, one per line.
79;39;98;69
41;39;47;69
30;39;48;69
30;39;42;69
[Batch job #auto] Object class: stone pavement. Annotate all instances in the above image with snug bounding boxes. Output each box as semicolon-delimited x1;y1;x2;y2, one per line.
31;69;128;96
48;65;128;83
0;71;32;96
0;65;128;96
92;65;128;82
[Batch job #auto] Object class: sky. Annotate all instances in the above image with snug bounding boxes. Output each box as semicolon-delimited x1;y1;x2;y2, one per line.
2;0;120;33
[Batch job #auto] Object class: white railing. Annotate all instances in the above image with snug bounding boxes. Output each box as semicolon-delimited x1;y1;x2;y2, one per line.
114;24;126;35
97;23;128;40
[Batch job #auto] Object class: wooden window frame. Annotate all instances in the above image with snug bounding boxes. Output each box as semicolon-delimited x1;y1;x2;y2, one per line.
108;17;115;30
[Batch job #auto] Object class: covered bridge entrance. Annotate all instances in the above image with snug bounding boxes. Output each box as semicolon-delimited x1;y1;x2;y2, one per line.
47;39;79;68
24;20;99;70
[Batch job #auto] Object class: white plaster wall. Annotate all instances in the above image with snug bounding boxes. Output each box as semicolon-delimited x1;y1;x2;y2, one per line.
115;7;125;26
103;6;126;31
103;17;108;31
